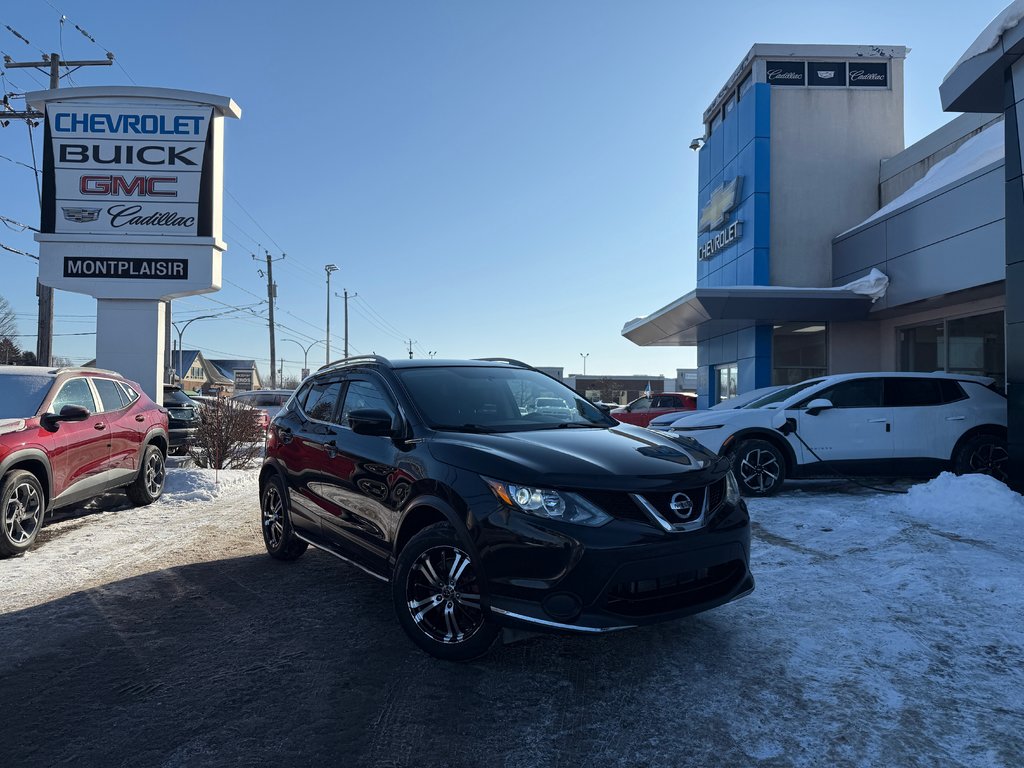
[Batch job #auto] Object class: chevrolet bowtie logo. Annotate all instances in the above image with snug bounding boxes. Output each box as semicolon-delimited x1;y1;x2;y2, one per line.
698;176;742;233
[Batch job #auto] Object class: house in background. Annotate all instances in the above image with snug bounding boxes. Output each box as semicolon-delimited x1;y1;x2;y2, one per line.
173;350;233;396
206;359;262;394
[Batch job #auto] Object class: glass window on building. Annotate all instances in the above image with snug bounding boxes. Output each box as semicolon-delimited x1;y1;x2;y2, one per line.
738;71;754;99
711;109;722;132
724;93;736;114
898;311;1004;391
716;363;738;402
772;323;828;385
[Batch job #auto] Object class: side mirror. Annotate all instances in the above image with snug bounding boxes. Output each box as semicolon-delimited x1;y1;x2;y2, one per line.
595;403;612;415
41;404;91;431
804;398;834;416
348;408;396;437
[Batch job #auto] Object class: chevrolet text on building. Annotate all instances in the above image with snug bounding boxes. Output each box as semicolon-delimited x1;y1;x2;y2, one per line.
29;86;241;404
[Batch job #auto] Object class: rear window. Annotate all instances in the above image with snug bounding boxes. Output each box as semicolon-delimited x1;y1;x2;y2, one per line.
93;378;128;411
164;389;197;406
0;375;53;419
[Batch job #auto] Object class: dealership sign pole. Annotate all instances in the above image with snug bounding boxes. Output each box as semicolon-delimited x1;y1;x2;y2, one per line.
27;87;241;404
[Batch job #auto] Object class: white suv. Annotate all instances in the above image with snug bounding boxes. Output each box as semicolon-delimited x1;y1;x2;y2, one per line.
656;372;1007;496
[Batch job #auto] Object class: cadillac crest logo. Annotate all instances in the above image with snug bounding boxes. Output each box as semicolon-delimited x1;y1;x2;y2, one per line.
61;207;101;223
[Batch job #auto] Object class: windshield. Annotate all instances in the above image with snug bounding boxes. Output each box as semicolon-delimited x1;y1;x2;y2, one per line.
0;375;54;419
397;366;615;432
750;379;824;408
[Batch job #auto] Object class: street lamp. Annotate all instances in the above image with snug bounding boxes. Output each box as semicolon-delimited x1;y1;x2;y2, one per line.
325;264;339;365
579;352;589;375
283;338;326;378
171;309;247;386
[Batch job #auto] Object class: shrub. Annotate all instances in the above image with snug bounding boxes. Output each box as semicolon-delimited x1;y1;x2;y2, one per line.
189;400;265;469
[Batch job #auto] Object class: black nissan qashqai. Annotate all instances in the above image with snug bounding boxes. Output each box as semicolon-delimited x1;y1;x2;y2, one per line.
259;356;753;661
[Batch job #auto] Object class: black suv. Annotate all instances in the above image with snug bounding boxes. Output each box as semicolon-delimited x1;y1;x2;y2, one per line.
259;357;753;660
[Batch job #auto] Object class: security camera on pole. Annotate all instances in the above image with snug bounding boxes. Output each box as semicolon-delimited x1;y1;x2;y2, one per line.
28;86;241;403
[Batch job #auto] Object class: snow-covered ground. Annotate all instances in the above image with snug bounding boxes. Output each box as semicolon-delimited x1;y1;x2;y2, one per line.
2;469;1022;766
1;468;262;614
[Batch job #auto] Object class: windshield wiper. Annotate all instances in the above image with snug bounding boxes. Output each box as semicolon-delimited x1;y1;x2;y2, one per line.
432;423;499;433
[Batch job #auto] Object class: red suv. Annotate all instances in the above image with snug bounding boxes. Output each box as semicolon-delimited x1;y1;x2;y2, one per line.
0;366;168;558
610;392;696;427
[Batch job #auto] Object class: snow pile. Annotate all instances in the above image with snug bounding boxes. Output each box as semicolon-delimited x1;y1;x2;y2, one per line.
945;0;1024;81
902;471;1023;537
161;468;256;505
847;121;1004;233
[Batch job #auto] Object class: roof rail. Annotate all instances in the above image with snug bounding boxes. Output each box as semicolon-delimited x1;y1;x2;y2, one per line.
473;357;533;369
317;354;393;373
56;366;123;377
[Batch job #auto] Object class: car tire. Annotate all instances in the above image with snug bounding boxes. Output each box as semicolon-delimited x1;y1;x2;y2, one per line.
126;444;166;506
392;522;499;662
0;470;46;559
730;439;786;497
953;433;1009;483
260;474;308;561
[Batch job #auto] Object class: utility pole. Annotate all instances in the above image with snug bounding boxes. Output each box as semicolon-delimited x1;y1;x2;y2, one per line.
256;251;284;388
325;264;339;364
335;290;357;358
407;339;415;359
5;51;113;366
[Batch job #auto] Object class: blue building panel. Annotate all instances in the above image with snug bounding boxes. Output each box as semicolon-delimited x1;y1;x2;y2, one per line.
695;84;772;403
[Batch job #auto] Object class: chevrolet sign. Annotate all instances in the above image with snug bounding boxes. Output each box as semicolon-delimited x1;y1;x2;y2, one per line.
698;176;742;233
698;221;742;261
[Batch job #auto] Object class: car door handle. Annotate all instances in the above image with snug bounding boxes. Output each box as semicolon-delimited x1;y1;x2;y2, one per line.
278;426;293;444
94;422;106;430
945;416;965;421
325;439;338;458
135;414;145;422
867;418;887;423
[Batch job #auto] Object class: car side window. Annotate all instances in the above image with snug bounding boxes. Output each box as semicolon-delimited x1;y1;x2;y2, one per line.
92;378;128;412
884;378;944;407
338;378;396;427
51;378;97;413
809;379;882;408
117;382;140;404
652;396;678;408
939;379;968;404
630;397;652;410
303;381;343;422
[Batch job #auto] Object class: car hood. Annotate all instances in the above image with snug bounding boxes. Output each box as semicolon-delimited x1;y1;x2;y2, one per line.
427;423;729;491
672;408;777;430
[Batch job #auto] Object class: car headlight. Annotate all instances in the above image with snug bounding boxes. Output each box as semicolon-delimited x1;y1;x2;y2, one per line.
672;424;724;432
484;478;611;527
725;470;741;505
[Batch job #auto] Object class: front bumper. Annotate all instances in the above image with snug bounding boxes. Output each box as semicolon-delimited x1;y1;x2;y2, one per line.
478;496;753;633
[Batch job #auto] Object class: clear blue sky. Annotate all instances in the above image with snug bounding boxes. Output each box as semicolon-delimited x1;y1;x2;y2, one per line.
0;0;1009;380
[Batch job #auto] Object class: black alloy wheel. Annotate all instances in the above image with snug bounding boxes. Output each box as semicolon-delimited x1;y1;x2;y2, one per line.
393;523;499;661
127;445;166;506
731;438;786;497
0;470;45;558
955;434;1009;484
260;475;307;560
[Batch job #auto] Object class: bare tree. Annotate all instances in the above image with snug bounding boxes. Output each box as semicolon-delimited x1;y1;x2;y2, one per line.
189;400;265;469
0;296;17;342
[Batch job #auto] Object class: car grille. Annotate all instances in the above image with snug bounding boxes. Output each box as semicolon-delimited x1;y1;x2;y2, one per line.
605;560;745;617
579;477;729;528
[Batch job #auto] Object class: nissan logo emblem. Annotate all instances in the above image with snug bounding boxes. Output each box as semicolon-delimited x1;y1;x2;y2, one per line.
669;492;693;519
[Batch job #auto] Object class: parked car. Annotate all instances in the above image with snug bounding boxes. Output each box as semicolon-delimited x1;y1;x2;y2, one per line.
196;393;270;431
231;389;293;422
665;372;1007;496
163;385;201;455
610;392;696;427
646;385;787;431
532;396;574;419
259;356;752;661
0;366;168;558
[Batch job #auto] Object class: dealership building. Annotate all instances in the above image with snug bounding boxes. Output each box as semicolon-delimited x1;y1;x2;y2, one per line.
623;43;1009;414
